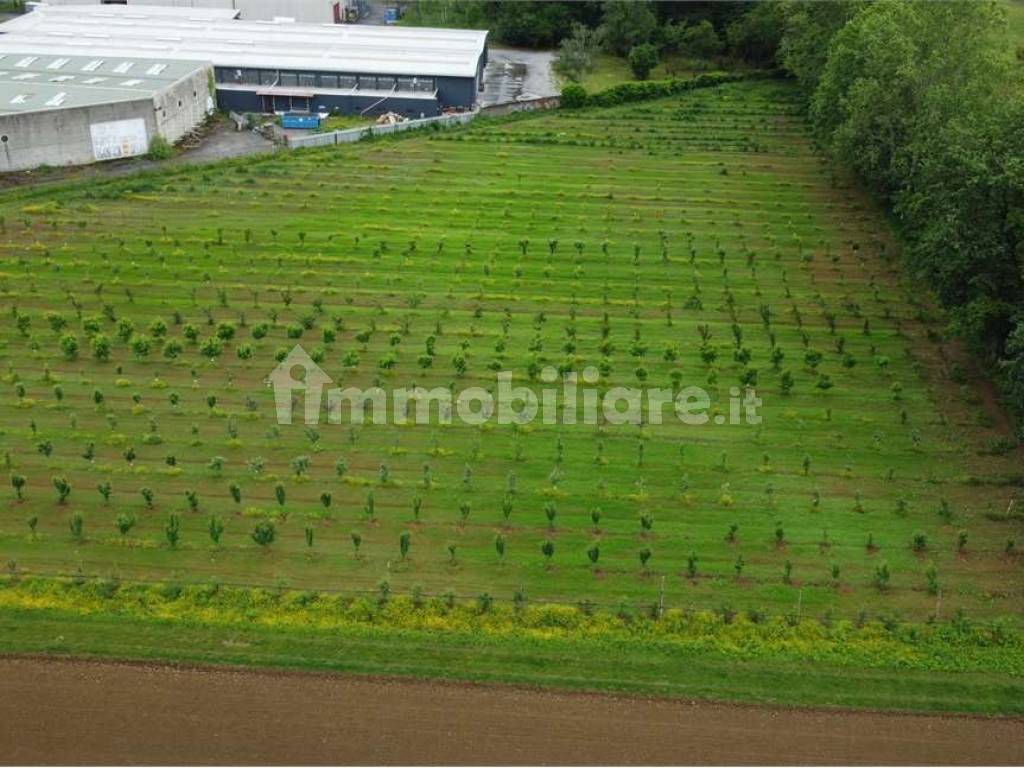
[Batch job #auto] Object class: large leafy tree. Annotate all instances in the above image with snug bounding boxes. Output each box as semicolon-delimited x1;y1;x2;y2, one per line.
727;1;786;66
600;0;658;56
777;0;866;94
811;0;1010;191
790;0;1023;421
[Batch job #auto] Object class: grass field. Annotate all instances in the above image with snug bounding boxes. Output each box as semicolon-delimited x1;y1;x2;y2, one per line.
0;78;1021;634
3;599;1023;714
564;53;708;92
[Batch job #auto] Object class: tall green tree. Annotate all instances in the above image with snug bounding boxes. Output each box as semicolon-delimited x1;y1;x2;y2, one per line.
600;0;658;56
778;0;866;94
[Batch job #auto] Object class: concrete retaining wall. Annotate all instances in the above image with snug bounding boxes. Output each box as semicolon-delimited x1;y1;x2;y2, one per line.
286;110;477;149
284;95;560;150
479;95;561;117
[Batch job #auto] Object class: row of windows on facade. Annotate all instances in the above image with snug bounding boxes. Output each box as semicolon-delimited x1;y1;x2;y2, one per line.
215;68;436;92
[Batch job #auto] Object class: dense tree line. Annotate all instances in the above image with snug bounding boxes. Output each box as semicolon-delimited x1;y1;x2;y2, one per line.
771;0;1024;427
551;0;1023;427
402;1;752;51
410;0;1023;427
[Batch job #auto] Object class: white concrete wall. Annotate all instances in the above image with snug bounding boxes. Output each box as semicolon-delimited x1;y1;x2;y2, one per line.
0;98;155;172
154;65;214;143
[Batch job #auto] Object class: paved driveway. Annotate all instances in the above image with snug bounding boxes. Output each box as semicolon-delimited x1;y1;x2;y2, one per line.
480;47;559;105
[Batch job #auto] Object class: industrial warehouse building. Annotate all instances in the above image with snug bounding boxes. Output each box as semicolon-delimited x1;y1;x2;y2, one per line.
0;51;213;172
31;0;365;25
0;4;489;118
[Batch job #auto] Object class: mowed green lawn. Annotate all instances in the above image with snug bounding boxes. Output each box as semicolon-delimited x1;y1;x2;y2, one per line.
0;79;1021;626
564;52;708;92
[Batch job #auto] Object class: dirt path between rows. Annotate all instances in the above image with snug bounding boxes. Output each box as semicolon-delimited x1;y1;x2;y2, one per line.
0;657;1021;765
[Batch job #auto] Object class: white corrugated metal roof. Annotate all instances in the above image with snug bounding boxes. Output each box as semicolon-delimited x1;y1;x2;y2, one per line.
0;4;489;79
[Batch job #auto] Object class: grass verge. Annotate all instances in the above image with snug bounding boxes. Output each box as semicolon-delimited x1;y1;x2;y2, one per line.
0;576;1022;715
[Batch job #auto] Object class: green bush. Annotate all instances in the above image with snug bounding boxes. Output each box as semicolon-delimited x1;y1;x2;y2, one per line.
560;83;589;109
628;43;659;81
147;135;174;161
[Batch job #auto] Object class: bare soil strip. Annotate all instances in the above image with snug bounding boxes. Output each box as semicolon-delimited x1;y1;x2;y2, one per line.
0;657;1021;766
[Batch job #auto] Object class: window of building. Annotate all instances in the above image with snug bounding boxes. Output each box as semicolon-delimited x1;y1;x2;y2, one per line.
298;72;316;88
260;70;278;85
376;76;396;91
337;74;357;89
412;77;434;92
319;74;338;89
279;71;298;87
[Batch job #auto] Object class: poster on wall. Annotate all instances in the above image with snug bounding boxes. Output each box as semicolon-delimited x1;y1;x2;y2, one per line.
90;118;148;161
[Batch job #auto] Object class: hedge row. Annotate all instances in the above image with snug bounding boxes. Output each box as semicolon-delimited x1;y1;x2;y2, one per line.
560;70;775;109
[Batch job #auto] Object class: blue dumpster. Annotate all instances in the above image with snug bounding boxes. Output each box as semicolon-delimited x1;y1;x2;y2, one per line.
281;113;320;129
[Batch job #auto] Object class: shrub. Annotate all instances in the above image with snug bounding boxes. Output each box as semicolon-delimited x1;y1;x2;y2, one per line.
11;474;26;501
165;514;180;548
925;562;939;595
115;512;135;537
251;521;276;547
147;134;174;160
52;476;71;504
874;562;891;590
637;546;652;571
68;511;83;540
58;332;79;360
91;333;111;362
560;82;589;109
541;539;555;564
208;515;224;545
628;43;659;81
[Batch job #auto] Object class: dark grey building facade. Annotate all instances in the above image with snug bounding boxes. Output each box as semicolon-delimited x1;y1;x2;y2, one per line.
212;62;485;118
